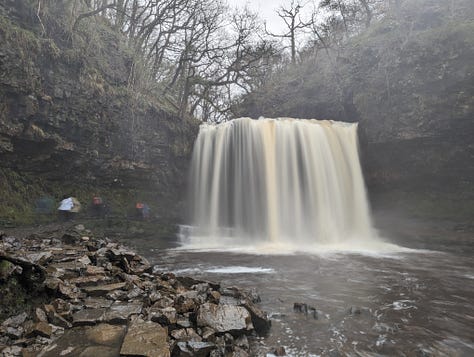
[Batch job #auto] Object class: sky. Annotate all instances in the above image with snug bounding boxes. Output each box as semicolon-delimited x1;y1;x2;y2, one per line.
225;0;313;34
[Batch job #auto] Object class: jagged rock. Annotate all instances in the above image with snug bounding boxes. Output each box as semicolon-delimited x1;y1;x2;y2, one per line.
230;346;249;357
69;274;109;287
208;290;221;304
5;326;23;339
82;282;127;297
200;326;216;340
274;346;287;356
175;295;198;314
85;265;106;275
235;335;249;351
72;308;107;326
197;303;253;335
33;308;48;323
58;281;81;299
2;312;28;328
61;232;81;245
150;307;177;325
0;346;22;356
240;299;270;335
48;311;72;329
153;296;175;309
103;302;143;324
149;291;162;303
119;320;170;357
171;328;202;342
84;324;126;345
187;341;216;356
25;251;52;265
77;255;91;265
176;316;192;328
25;322;52;338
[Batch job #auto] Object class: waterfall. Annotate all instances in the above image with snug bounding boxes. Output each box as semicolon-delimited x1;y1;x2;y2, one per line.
182;117;380;251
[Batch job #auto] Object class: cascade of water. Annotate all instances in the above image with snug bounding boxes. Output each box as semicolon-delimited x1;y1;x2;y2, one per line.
184;117;378;249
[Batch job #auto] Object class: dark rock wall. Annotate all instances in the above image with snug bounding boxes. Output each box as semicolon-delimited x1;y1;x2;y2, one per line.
0;2;198;225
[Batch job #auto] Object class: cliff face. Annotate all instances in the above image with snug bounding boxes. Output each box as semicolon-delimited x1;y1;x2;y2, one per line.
235;0;474;221
0;2;198;225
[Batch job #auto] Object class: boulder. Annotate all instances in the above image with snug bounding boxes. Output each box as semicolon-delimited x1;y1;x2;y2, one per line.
196;303;253;335
119;320;170;357
241;299;271;335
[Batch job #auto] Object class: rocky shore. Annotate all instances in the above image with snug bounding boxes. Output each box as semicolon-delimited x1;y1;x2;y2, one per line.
0;224;271;357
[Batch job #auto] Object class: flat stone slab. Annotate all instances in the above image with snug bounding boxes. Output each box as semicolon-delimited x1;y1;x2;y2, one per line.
82;282;127;297
84;324;126;346
120;320;170;357
72;308;107;326
103;302;143;324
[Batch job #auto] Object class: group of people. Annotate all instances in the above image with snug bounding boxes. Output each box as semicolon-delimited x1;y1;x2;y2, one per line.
35;195;151;221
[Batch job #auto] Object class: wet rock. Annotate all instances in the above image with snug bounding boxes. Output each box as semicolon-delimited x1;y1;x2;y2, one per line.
150;306;177;325
241;299;271;335
84;324;126;345
348;306;362;315
197;303;253;335
103;302;143;324
119;320;170;357
188;341;216;356
293;302;308;313
274;346;287;356
82;282;127;297
72;308;107;326
25;322;52;338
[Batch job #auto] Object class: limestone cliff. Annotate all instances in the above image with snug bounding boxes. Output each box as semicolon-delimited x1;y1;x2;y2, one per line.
0;1;198;225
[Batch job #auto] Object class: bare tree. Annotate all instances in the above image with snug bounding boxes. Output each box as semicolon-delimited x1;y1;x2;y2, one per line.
265;0;311;64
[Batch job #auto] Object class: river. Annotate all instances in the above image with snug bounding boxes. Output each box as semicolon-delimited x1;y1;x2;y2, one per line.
118;214;474;357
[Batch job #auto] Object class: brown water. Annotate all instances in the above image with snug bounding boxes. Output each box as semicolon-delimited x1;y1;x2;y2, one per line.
121;217;474;357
